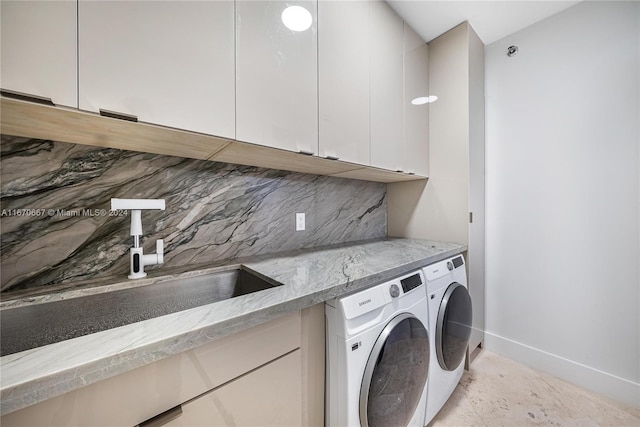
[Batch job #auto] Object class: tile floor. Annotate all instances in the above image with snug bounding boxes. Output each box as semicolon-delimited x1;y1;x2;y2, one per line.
430;350;640;427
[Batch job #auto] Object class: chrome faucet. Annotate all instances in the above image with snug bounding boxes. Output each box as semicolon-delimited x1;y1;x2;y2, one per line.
111;198;165;279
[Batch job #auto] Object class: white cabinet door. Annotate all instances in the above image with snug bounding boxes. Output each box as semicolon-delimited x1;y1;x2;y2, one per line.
318;0;370;165
370;0;404;172
165;350;303;427
403;23;429;177
78;0;235;138
236;1;318;154
1;0;77;107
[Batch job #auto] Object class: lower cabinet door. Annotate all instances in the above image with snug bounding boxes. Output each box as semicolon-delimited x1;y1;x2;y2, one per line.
165;350;302;427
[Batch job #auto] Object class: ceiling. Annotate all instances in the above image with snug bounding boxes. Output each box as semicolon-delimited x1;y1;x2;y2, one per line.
387;0;582;45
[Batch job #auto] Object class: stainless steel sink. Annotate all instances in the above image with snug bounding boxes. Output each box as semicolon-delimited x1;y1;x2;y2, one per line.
0;266;282;356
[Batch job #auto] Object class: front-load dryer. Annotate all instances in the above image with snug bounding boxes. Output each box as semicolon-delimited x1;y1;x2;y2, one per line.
423;254;472;426
326;271;430;427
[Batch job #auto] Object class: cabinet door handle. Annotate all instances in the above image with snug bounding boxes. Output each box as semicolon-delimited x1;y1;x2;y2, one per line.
298;150;315;156
324;155;340;161
138;404;183;427
1;89;54;106
99;109;138;122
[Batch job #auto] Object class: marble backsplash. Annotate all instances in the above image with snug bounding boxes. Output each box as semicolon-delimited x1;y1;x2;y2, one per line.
0;135;387;294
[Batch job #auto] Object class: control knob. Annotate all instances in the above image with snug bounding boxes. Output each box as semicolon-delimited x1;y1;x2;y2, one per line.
447;261;454;271
389;284;400;298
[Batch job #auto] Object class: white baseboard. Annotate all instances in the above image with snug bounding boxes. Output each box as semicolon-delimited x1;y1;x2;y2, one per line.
484;331;640;410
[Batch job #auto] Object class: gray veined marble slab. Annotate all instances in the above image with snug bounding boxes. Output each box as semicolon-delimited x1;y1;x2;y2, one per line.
1;135;386;294
0;238;466;415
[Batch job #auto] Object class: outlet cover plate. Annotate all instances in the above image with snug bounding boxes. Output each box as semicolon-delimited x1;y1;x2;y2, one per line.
296;213;305;231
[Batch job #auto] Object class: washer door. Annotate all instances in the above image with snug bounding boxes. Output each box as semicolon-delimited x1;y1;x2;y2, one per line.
436;282;473;371
360;313;430;427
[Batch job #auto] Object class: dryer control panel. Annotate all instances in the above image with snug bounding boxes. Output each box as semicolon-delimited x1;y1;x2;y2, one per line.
425;254;465;281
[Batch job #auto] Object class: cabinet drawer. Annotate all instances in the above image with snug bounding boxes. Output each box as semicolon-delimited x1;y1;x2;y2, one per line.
162;350;302;427
0;311;301;427
184;311;302;394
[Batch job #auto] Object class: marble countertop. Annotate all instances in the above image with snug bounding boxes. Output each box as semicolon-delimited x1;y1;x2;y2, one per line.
0;238;466;415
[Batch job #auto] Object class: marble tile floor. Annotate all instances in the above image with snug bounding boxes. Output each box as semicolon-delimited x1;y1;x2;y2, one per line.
430;350;640;427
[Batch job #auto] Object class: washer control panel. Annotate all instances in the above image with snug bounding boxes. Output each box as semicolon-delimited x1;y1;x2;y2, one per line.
339;270;426;320
400;273;423;293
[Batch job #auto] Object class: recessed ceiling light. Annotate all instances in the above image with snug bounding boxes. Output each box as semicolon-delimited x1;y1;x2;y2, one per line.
411;96;438;105
282;5;312;32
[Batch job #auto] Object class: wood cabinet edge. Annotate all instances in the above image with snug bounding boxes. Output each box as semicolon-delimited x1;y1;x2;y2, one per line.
1;97;426;184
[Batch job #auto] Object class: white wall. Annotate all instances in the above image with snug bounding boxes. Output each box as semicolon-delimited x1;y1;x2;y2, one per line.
485;1;639;408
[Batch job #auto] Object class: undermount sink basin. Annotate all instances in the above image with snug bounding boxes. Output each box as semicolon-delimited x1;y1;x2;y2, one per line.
0;266;282;357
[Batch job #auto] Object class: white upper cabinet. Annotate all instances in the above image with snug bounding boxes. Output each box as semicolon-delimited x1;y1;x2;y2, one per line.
403;23;429;177
370;0;404;172
78;0;235;138
1;0;428;181
1;0;77;107
318;0;370;165
236;1;318;154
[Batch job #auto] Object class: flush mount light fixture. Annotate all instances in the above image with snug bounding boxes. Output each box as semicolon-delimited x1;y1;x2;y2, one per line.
282;5;312;31
411;96;438;105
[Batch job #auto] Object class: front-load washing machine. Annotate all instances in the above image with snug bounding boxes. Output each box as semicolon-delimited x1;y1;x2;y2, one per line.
326;270;430;427
423;254;472;426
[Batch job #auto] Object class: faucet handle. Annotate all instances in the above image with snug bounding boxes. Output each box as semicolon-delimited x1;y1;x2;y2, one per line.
156;239;164;264
111;198;166;211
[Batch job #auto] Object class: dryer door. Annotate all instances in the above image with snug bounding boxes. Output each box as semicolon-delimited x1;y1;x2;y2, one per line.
360;313;430;427
436;282;473;371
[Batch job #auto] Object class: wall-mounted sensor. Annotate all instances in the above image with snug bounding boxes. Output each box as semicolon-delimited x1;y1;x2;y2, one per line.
507;45;518;57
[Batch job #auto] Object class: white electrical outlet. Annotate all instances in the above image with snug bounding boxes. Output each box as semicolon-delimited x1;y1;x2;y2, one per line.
296;212;305;231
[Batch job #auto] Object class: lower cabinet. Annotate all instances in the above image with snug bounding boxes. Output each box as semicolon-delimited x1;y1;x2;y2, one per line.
1;304;325;427
162;350;301;427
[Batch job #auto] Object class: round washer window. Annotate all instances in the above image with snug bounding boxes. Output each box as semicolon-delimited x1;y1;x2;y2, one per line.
360;313;430;427
436;283;472;371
